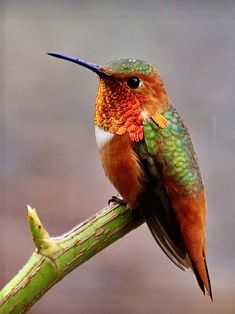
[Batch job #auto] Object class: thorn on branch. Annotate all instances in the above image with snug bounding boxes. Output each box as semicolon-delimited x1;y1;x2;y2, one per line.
27;205;61;264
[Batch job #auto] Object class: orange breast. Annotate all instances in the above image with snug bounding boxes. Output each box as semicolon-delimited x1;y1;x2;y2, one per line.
99;133;143;207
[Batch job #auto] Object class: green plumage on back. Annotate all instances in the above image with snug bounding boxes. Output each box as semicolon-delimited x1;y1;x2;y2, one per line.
141;106;203;195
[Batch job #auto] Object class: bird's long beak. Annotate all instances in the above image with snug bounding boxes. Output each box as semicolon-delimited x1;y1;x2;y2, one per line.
48;52;111;77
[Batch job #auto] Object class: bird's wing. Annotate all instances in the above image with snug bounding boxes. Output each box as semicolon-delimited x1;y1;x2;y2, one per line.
136;140;190;271
135;108;212;298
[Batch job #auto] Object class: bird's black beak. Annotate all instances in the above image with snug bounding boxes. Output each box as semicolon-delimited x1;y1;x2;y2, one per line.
48;52;111;77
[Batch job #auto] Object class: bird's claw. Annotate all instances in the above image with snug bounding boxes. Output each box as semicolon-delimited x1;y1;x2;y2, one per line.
108;195;127;206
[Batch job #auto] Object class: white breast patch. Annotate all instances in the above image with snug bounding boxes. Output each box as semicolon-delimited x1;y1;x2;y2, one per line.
95;126;114;149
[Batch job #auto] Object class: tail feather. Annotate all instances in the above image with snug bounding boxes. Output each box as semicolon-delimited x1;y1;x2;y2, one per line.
140;191;212;299
191;253;213;300
191;260;205;295
173;190;212;300
145;203;212;300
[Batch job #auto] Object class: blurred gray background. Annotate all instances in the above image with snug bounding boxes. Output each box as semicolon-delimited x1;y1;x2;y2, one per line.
1;1;235;313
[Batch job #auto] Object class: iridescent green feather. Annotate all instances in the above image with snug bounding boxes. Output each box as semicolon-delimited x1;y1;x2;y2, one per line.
141;106;203;195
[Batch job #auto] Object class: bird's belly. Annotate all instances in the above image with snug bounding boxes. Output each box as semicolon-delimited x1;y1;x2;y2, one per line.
98;133;143;207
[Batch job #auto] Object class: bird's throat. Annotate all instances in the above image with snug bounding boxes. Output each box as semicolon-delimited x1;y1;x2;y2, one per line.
94;78;145;142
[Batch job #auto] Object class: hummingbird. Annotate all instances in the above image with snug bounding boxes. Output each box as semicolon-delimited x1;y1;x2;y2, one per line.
48;52;212;299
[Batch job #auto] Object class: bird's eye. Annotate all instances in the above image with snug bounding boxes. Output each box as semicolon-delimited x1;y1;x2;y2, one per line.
126;77;141;89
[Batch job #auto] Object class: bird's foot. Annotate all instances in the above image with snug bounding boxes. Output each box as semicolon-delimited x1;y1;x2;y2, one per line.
108;195;127;206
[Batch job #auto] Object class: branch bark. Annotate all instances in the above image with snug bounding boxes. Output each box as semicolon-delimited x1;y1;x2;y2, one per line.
0;203;144;313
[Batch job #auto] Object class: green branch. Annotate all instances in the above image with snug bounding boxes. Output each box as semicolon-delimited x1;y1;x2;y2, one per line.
0;203;144;313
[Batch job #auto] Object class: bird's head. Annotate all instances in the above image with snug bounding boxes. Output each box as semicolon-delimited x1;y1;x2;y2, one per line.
48;53;170;141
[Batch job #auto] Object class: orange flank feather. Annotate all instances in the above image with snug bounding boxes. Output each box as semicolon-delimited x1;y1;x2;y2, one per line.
99;133;143;207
